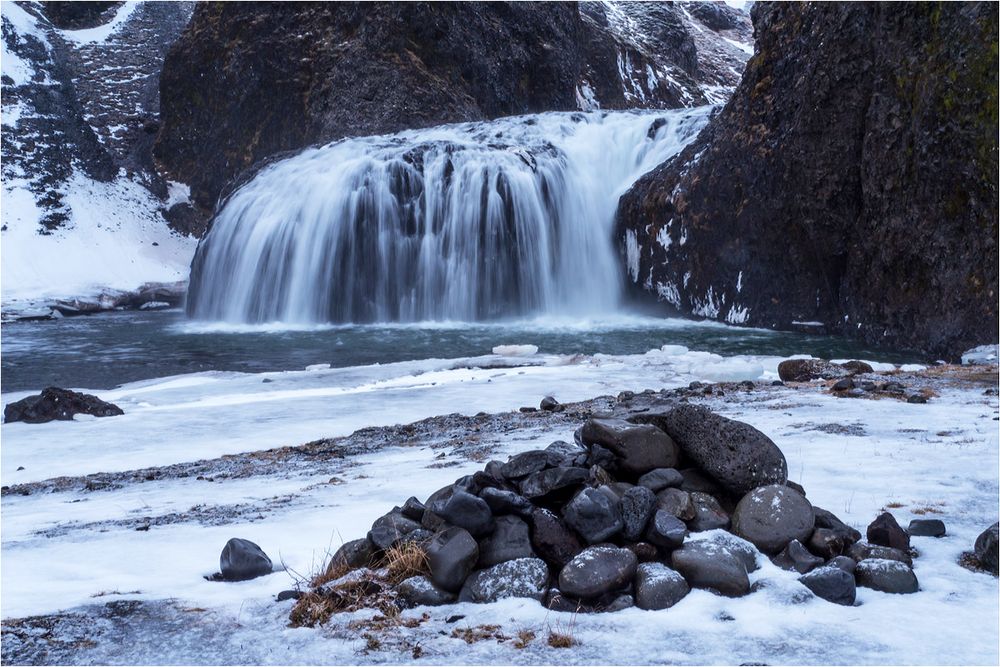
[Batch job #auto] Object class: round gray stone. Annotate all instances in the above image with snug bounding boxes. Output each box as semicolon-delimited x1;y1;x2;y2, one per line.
427;526;479;593
671;539;749;597
558;546;638;599
397;575;458;607
563;487;623;544
220;538;272;581
634;562;690;610
459;558;549;603
688;492;731;532
798;565;857;605
855;558;919;594
731;484;815;554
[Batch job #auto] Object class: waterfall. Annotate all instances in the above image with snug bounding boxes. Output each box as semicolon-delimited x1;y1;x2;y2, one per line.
186;107;711;324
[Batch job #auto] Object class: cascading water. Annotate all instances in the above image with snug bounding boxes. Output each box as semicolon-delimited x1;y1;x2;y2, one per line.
186;107;712;324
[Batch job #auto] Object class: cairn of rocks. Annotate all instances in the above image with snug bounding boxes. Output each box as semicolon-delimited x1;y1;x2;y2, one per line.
316;404;932;614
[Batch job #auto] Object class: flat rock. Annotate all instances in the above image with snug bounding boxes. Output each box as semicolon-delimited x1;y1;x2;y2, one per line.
427;526;479;593
500;450;551;479
220;538;273;581
637;468;684;492
439;491;495;538
397;575;458;607
580;418;679;477
848;542;913;567
564;487;623;544
975;522;999;574
671;539;750;597
867;512;910;551
530;508;583;568
731;484;814;554
798;566;856;605
688;492;730;532
634;562;689;610
558;545;638;599
479;487;533;517
661;405;787;496
620;486;657;541
855;558;919;594
476;515;535;567
459;558;549;603
908;519;946;538
518;466;588;500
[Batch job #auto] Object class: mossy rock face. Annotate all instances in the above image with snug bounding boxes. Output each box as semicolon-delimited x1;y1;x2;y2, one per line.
616;2;998;361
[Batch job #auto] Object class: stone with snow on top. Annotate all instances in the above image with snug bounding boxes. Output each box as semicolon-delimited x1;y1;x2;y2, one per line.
731;484;814;554
563;487;623;544
476;515;535;567
907;518;946;537
459;557;549;603
847;541;913;567
529;508;583;568
855;558;919;594
4;387;124;424
777;358;872;382
974;522;999;575
827;556;856;573
656;487;696;521
558;545;638;599
643;509;686;550
620;486;657;541
688;491;731;532
397;575;457;607
439;490;495;537
579;417;679;476
427;526;479;593
961;344;998;366
637;467;684;492
670;538;750;597
661;405;787;496
220;538;272;581
867;512;910;551
634;562;689;610
772;539;823;574
750;577;815;605
798;565;856;605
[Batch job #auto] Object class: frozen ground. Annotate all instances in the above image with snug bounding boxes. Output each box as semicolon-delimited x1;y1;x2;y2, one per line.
1;347;998;664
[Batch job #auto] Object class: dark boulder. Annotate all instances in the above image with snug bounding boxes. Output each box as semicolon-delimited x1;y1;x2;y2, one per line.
867;512;910;552
656;488;696;521
847;542;913;568
772;539;823;574
637;468;684;492
661;405;787;496
518;467;589;500
330;538;375;570
731;485;814;554
4;387;124;424
855;559;919;594
459;558;549;603
476;515;535;567
368;511;422;550
621;486;657;541
634;562;689;610
563;487;623;544
530;508;584;568
439;491;495;538
540;396;562;411
579;418;680;477
644;509;688;551
807;528;847;559
688;492;730;532
798;566;857;605
397;575;458;607
827;555;857;573
626;542;660;563
427;527;479;593
558;546;638;599
500;450;552;479
400;496;426;522
813;507;862;545
776;359;872;383
479;487;533;517
974;522;999;575
671;540;750;597
220;538;273;581
907;519;946;538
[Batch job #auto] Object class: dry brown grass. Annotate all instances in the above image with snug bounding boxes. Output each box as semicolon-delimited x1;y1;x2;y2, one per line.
547;630;575;648
884;501;905;509
451;624;509;644
377;541;430;585
912;506;945;515
513;629;536;649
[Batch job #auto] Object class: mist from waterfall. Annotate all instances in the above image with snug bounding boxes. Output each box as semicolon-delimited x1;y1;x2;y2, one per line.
186;107;711;324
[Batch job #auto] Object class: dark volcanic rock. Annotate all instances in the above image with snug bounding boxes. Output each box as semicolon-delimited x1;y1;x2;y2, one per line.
634;562;690;610
400;497;426;522
776;359;872;383
798;566;857;606
220;538;272;581
645;509;688;551
974;522;999;575
500;450;552;479
855;559;919;594
671;539;750;597
637;468;684;492
330;538;375;570
4;388;124;424
563;487;623;544
731;485;815;554
688;492;731;532
907;519;946;538
558;546;638;599
459;557;549;603
368;512;422;550
427;527;479;593
848;542;913;568
580;418;680;477
479;487;533;517
616;2;999;360
476;516;534;567
772;539;824;574
529;508;584;568
518;467;589;500
867;512;910;552
439;491;495;538
661;405;787;496
621;486;658;541
397;575;458;607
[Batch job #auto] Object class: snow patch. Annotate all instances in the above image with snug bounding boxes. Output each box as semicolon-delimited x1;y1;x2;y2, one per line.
58;1;140;45
624;229;641;282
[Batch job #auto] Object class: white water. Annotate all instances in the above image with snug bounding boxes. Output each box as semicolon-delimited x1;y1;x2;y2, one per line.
187;108;712;324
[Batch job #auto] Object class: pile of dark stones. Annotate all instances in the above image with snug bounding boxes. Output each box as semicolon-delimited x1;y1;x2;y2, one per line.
319;404;952;614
